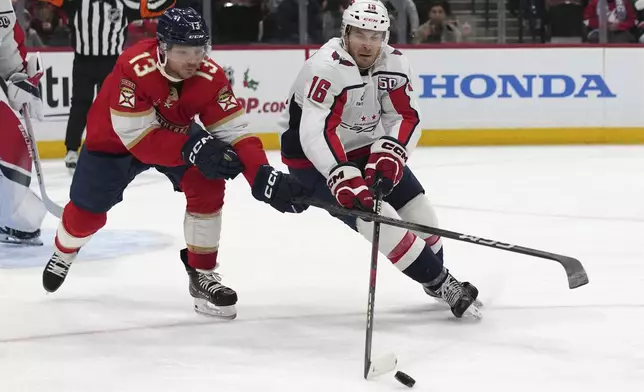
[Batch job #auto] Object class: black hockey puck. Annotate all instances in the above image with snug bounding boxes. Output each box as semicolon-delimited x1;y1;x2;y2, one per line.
394;371;415;388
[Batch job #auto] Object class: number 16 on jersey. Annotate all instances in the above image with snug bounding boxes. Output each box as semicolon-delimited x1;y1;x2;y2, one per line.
307;76;332;103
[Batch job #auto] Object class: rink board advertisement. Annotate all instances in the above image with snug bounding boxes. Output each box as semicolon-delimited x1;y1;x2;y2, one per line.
28;46;644;158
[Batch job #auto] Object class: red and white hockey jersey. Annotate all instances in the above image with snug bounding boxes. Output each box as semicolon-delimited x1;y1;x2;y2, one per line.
0;0;45;232
85;38;268;184
0;0;26;79
279;37;421;178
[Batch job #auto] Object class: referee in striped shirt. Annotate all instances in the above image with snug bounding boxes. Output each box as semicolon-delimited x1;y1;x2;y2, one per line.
42;0;175;171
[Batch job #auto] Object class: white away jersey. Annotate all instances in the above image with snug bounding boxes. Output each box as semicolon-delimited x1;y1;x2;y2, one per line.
278;38;421;178
0;0;25;80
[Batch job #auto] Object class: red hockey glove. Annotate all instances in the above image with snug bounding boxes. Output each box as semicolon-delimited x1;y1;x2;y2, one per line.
364;136;407;196
327;163;374;211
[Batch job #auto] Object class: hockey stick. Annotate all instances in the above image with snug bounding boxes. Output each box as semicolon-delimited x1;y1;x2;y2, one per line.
364;189;398;380
20;104;63;218
297;197;589;290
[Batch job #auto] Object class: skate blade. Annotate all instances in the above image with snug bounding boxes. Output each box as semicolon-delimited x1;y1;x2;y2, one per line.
193;298;237;320
0;235;43;246
432;297;485;309
463;303;482;320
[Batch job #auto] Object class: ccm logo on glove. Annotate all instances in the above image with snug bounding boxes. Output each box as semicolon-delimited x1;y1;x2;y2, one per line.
263;168;279;199
188;134;217;163
380;139;408;162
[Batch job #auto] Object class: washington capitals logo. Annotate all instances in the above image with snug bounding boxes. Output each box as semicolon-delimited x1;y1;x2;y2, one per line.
332;51;355;67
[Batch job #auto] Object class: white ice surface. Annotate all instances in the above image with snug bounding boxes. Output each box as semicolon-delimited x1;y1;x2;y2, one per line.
1;146;642;392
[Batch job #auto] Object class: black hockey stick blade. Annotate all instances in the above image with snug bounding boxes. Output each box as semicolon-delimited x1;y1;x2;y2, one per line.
297;197;589;289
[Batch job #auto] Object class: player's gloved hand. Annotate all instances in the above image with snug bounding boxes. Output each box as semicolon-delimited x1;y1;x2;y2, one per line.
327;162;374;211
5;72;44;121
181;130;245;180
364;136;407;197
252;165;309;213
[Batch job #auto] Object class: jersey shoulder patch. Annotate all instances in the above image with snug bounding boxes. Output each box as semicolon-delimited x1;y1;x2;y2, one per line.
378;47;412;79
309;49;361;89
331;51;355;67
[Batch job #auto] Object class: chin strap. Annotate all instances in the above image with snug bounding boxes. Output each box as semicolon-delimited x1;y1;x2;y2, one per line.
156;46;184;83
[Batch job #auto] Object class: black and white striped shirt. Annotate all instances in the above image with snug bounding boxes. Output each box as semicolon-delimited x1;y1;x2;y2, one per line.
60;0;174;56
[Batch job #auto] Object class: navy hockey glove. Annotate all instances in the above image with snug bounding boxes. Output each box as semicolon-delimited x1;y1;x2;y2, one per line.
364;136;407;196
182;130;245;180
328;162;374;211
252;165;309;213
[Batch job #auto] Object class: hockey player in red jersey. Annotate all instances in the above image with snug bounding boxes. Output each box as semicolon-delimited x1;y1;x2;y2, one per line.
276;0;481;318
42;7;309;319
0;0;47;246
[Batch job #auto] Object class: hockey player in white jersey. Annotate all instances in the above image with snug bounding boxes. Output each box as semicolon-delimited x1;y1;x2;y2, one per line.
275;0;480;318
0;0;47;246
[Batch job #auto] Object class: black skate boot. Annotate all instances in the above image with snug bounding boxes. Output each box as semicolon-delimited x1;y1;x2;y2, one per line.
424;280;484;309
423;270;482;319
180;248;238;319
0;227;43;246
43;248;78;293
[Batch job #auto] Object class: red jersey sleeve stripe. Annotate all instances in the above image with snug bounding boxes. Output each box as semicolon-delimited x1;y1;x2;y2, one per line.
12;21;27;70
323;89;348;163
388;83;420;146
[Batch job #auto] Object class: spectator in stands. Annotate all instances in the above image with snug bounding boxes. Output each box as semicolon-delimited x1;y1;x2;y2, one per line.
260;0;323;43
322;0;348;41
584;0;636;42
23;9;45;47
413;0;462;43
382;0;419;43
30;1;69;46
546;0;584;42
632;0;644;42
125;18;158;48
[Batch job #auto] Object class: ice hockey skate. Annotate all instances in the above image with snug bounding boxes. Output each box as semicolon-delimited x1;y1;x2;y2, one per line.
42;248;78;292
424;271;482;319
180;248;238;319
0;227;43;246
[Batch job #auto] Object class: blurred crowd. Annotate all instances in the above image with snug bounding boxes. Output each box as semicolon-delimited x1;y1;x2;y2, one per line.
515;0;644;43
12;0;644;46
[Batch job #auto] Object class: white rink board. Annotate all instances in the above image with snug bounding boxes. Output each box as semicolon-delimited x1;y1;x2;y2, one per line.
31;46;644;142
35;49;305;135
405;48;613;129
209;49;304;130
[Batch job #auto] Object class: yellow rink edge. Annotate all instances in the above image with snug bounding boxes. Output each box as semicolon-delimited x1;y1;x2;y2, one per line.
36;127;644;159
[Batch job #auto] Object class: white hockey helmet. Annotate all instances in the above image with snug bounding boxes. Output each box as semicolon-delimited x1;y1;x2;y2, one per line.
341;0;391;67
341;0;391;42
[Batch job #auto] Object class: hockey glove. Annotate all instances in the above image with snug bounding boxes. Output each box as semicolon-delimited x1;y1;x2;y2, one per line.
3;72;44;121
182;130;245;180
328;162;374;211
364;136;407;196
252;165;309;213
